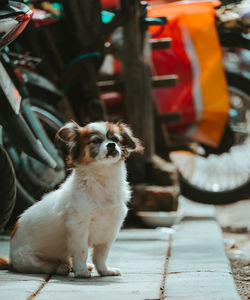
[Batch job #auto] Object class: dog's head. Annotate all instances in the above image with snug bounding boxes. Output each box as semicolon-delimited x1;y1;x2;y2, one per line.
56;121;144;166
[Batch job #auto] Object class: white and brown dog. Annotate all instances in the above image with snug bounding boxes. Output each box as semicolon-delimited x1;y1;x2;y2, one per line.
0;121;143;278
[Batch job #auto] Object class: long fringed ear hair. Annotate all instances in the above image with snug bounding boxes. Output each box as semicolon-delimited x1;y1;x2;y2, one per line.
118;122;144;157
55;121;82;166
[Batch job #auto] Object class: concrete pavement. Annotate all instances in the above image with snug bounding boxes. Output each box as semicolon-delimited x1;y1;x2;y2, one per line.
0;229;170;300
0;198;241;299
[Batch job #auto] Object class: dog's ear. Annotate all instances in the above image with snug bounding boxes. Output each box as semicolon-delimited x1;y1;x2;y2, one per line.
56;121;80;146
118;123;144;155
56;121;83;162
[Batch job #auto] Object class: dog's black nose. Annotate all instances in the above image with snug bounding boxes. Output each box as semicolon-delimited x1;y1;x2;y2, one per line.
107;142;116;150
107;142;117;156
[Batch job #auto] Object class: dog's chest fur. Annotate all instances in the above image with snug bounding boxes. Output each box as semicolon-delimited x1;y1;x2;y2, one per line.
65;162;129;247
87;205;126;246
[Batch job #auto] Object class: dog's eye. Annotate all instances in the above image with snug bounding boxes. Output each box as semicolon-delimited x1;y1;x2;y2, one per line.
91;137;103;144
111;136;119;143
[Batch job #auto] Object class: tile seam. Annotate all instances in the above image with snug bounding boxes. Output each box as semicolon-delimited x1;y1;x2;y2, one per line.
159;234;173;300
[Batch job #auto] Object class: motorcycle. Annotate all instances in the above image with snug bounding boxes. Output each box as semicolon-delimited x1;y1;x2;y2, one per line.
167;1;250;204
0;0;66;229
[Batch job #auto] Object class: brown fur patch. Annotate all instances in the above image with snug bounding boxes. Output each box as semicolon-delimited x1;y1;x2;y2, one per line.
117;123;144;155
78;126;94;164
10;221;19;240
0;257;9;270
66;126;88;166
107;123;120;134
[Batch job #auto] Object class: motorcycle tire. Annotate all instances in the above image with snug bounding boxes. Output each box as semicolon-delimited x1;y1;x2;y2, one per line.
6;98;67;223
0;145;16;229
170;72;250;204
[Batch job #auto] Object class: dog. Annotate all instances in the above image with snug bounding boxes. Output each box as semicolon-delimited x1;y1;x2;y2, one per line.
0;121;143;278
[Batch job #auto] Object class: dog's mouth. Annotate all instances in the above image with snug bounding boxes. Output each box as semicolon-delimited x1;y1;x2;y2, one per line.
106;148;119;158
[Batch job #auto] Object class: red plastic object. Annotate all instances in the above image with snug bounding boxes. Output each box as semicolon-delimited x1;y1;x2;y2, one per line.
32;8;57;28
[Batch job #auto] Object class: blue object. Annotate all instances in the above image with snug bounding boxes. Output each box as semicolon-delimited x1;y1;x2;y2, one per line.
101;10;115;23
63;52;102;71
230;109;238;118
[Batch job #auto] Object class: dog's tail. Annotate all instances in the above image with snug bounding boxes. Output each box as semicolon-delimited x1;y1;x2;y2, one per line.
0;257;10;270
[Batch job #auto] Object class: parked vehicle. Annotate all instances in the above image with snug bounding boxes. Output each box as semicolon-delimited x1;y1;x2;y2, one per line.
167;2;250;204
0;0;66;228
0;0;33;228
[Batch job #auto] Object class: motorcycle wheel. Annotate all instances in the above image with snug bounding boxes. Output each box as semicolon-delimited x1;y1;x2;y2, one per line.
6;98;67;219
0;145;16;228
170;73;250;204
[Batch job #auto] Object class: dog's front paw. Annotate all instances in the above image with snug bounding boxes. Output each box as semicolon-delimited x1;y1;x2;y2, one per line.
71;264;93;272
74;269;92;278
99;268;121;277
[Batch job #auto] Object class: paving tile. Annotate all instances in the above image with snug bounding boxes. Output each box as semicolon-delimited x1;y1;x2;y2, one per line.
168;220;230;273
166;272;240;300
165;217;240;299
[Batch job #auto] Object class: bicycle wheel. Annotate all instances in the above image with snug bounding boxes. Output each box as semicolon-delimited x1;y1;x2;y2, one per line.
170;73;250;204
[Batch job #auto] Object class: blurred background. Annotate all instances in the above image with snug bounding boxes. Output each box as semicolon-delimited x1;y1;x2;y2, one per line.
0;0;249;297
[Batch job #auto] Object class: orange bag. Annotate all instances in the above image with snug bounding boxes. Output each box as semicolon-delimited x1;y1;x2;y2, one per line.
149;0;230;147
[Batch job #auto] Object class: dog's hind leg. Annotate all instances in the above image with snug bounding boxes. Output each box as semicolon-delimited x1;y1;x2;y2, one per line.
55;261;71;275
12;254;70;275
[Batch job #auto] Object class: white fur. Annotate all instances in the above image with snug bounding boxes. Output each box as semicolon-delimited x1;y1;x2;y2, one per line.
10;126;131;278
88;122;108;135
